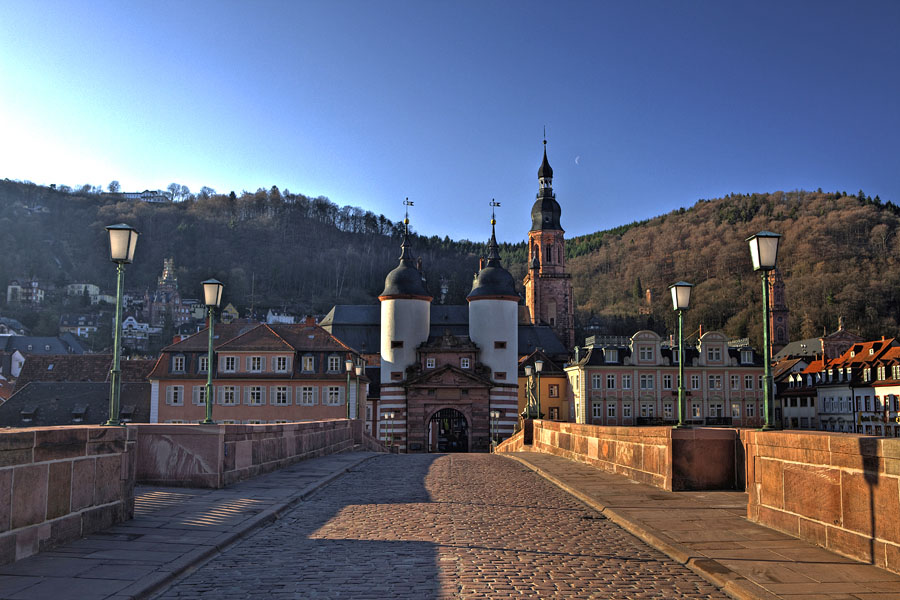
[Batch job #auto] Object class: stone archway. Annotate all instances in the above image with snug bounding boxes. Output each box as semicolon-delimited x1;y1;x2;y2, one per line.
427;408;469;453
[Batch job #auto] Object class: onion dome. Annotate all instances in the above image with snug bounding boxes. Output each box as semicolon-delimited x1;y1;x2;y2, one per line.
467;218;518;301
379;230;432;300
530;139;563;232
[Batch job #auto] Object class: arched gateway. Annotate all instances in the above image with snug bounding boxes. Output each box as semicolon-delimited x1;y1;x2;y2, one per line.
427;408;469;453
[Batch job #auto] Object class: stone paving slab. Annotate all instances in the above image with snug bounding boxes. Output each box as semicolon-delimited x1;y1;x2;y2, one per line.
0;451;378;600
503;451;900;600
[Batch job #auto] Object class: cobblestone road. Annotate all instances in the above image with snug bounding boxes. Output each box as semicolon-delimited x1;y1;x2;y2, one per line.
155;454;728;599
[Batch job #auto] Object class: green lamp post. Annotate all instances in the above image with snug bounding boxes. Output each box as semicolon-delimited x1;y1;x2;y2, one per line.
345;358;354;419
747;231;782;430
104;224;139;426
669;281;693;428
200;278;224;425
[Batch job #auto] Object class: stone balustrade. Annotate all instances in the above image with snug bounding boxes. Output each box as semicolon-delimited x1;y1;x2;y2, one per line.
0;426;136;565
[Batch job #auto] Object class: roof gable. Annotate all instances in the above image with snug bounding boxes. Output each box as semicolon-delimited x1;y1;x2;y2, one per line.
405;364;493;388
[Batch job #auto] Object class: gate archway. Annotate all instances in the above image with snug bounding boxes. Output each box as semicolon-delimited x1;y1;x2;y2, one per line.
427;408;469;453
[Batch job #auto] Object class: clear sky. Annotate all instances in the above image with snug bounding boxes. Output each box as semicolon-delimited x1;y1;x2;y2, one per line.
1;1;898;242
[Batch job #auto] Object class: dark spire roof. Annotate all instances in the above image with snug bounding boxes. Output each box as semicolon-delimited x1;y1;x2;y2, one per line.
379;222;432;300
467;213;518;301
530;140;563;232
538;138;553;180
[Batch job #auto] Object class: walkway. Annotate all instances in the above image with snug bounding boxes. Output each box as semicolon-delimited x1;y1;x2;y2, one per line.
506;451;900;600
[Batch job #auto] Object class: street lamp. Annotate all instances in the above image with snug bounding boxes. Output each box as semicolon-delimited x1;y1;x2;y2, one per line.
104;224;139;426
669;281;693;428
345;358;354;419
200;278;224;425
534;359;544;419
384;411;395;449
524;364;535;418
490;409;501;450
747;231;782;430
355;363;364;423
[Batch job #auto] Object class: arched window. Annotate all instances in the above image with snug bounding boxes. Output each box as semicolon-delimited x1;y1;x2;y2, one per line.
546;244;553;263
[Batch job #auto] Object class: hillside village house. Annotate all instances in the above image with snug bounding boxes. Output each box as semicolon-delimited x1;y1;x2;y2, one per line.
566;330;766;427
148;319;367;424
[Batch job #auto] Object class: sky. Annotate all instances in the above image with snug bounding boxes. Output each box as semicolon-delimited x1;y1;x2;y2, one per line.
1;0;898;243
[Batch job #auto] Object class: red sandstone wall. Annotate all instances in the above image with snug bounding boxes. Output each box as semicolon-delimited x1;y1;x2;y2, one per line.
742;430;900;574
134;420;360;488
0;426;136;565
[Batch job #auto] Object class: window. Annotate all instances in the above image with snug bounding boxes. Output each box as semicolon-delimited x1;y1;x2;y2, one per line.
691;402;702;418
328;355;341;372
273;386;290;405
605;349;618;363
549;407;559;420
426;358;436;369
592;402;603;418
592;374;603;390
199;356;208;373
224;356;236;373
495;372;506;380
166;385;184;405
741;350;752;364
192;386;207;406
606;374;616;389
326;386;342;405
746;403;755;418
731;402;741;418
622;374;632;390
173;356;185;372
298;386;316;405
460;358;470;369
275;356;288;372
247;386;264;406
607;404;616;418
759;375;764;389
221;419;238;425
548;384;559;398
249;356;264;372
731;375;740;390
707;347;721;362
245;419;264;425
494;341;507;349
640;403;654;417
623;404;632;418
864;368;872;382
708;375;722;390
221;386;237;406
663;374;672;390
390;340;403;348
745;375;754;389
639;346;654;361
663;402;673;419
691;375;700;390
639;374;654;390
391;371;402;380
302;356;315;372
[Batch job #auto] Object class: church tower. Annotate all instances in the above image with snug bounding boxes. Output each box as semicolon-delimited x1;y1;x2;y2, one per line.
523;139;575;349
768;268;789;356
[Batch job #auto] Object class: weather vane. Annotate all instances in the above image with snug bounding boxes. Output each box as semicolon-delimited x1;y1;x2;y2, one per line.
403;197;414;234
490;198;501;226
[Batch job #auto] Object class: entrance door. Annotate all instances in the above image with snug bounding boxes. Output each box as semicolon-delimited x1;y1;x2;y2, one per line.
428;408;469;453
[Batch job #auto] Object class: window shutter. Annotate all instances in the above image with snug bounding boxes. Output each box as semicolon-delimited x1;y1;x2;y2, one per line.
269;386;276;406
285;388;292;406
192;387;200;405
217;387;224;405
166;386;173;405
339;386;345;404
244;388;251;405
313;386;319;405
260;387;267;405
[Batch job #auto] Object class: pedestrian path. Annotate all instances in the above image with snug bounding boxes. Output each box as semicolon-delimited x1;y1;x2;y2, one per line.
504;451;900;600
0;452;378;600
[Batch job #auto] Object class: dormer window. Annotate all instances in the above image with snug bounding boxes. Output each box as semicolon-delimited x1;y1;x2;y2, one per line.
426;358;436;369
870;348;875;355
173;355;185;372
707;347;721;362
302;355;315;372
864;368;872;382
639;347;654;361
460;358;470;369
605;349;618;363
199;356;208;373
740;350;752;364
327;355;341;372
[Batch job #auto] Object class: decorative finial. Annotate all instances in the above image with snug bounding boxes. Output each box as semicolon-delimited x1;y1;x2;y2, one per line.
543;125;546;144
403;197;414;234
490;198;500;226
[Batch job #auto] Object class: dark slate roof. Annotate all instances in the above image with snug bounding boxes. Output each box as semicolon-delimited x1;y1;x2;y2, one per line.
467;227;517;301
518;348;565;376
0;317;26;334
773;337;823;360
59;314;100;328
518;325;567;358
0;382;151;427
217;324;294;351
380;234;431;299
14;355;153;392
538;142;553;179
0;336;85;355
320;305;380;326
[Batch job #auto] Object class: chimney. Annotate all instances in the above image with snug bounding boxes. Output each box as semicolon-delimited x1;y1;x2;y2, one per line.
699;324;703;338
305;315;316;326
478;256;484;270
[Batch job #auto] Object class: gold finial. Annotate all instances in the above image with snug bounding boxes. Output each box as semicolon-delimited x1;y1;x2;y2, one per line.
403;198;414;233
490;199;500;226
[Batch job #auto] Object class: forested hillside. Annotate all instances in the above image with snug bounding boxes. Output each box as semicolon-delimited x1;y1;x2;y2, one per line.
567;190;900;349
2;180;899;354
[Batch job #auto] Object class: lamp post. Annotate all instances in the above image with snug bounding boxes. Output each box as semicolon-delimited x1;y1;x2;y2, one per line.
524;364;535;418
345;358;354;419
669;281;693;429
355;363;364;423
200;278;224;425
104;224;139;426
384;411;395;449
490;409;500;450
747;231;782;430
534;359;544;419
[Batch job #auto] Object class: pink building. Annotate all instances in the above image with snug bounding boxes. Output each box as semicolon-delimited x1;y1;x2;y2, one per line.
566;330;766;427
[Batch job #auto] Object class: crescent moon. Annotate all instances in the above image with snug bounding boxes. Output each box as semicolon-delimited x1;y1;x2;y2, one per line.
575;156;581;165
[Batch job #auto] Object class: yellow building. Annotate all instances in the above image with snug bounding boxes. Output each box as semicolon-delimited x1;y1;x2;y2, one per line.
517;350;569;421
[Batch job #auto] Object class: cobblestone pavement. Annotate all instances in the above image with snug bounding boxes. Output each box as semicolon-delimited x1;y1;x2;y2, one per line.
155;454;729;599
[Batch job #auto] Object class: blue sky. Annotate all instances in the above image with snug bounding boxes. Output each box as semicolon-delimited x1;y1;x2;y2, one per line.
1;1;898;242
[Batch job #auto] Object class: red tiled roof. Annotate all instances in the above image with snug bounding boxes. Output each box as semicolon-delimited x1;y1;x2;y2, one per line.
269;323;356;353
160;323;257;352
217;324;294;351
